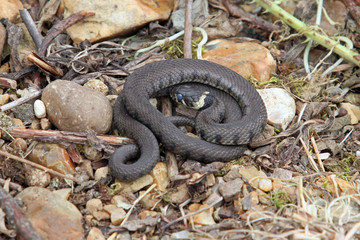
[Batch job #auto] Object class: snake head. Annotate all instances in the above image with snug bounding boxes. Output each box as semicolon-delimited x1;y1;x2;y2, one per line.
170;85;214;110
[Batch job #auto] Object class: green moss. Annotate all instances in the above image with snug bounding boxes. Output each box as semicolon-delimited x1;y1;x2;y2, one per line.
271;190;294;209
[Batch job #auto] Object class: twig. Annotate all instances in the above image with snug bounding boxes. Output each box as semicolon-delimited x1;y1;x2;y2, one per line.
38;11;95;56
310;137;325;172
0;89;42;112
299;137;319;172
0;77;17;89
134;27;208;59
162;197;223;230
19;9;43;50
0;187;43;240
344;221;360;240
254;0;360;66
0;149;79;183
183;0;193;58
9;128;134;146
120;184;157;226
0;178;23;192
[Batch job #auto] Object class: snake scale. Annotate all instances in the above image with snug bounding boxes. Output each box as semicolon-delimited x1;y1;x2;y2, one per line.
110;58;267;181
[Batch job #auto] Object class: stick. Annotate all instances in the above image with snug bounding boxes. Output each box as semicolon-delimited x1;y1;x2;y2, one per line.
0;187;43;240
19;9;43;50
0;150;79;183
0;90;42;112
254;0;360;66
38;11;95;56
0;77;17;89
183;0;193;58
9;128;134;146
310;137;325;172
299;137;319;172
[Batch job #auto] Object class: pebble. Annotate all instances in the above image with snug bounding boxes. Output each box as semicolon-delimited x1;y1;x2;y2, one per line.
0;94;9;106
339;102;360;124
238;166;267;189
83;145;102;161
16;187;83;240
150;162;169;192
94;166;109;180
84;79;109;95
13;103;35;125
0;0;23;22
111;195;132;210
10;138;27;152
188;203;216;225
87;227;105;240
257;88;296;130
218;178;244;202
24;166;51;187
34;99;46;118
42;80;112;134
86;199;103;215
110;207;127;225
258;178;273;192
117;174;154;193
28;143;76;176
40;118;51;130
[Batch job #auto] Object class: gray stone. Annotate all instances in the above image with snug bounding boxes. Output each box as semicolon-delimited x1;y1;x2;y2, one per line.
42;80;112;134
218;178;244;202
257;88;296;130
13;103;35;125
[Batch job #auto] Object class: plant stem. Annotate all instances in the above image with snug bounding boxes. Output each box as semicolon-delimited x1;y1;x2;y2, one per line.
254;0;360;66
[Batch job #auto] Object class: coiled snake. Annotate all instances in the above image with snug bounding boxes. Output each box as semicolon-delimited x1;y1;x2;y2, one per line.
110;59;267;181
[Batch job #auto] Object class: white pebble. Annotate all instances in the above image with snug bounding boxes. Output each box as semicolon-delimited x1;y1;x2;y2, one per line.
34;100;46;118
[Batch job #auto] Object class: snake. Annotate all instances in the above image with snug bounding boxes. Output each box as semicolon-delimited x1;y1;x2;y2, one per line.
109;58;267;181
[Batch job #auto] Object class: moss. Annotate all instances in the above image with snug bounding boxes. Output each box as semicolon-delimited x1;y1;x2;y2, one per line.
271;190;294;209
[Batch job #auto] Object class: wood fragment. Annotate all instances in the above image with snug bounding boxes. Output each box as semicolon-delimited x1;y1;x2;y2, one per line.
20;9;43;49
9;128;134;146
310;137;325;172
38;10;95;56
0;187;43;240
27;53;62;76
0;77;17;89
299;137;319;172
0;178;23;192
183;0;193;59
0;22;6;64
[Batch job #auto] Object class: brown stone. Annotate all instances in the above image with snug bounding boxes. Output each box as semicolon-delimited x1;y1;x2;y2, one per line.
42;80;112;134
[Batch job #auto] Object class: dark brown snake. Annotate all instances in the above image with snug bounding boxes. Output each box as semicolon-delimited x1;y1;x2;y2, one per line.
109;59;267;181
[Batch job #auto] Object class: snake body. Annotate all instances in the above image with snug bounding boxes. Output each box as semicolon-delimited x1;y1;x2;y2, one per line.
110;59;267;181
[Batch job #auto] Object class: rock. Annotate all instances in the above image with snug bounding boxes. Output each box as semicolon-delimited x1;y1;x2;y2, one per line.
94;166;109;180
188;203;216;225
40;118;52;130
13;103;35;125
28;143;76;176
111;195;132;210
257;88;296;130
139;190;160;209
63;0;174;44
258;178;272;192
0;0;23;23
166;183;190;204
339;103;360;124
34;99;46;118
110;207;127;226
138;210;159;220
84;79;109;95
83;145;103;161
86;199;103;215
150;162;169;192
203;40;276;82
87;227;105;240
24;166;51;187
272;168;293;180
16;187;83;240
0;94;9;105
92;211;110;221
238;166;267;189
30;119;41;129
218;178;244;202
172;0;209;30
42;80;112;134
118;174;154;193
10;138;27;152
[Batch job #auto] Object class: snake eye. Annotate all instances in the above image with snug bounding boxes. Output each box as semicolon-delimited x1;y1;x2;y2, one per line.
176;93;183;101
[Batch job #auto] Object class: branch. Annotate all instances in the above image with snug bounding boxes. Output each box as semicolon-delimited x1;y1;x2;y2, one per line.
254;0;360;66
